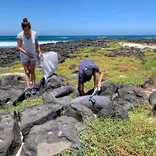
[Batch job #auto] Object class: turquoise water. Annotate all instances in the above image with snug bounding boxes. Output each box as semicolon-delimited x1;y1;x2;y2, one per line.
0;35;156;48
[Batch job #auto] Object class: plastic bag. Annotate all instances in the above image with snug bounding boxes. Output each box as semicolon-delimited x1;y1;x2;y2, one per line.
40;51;58;79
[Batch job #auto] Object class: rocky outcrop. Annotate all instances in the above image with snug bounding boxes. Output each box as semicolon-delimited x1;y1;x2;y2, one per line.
0;75;27;106
105;47;145;60
19;104;63;139
148;91;156;106
21;116;85;156
0;38;110;67
0;72;153;156
0;112;21;156
0;38;156;67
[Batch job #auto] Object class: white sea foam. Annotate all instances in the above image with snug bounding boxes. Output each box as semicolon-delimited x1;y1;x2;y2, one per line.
0;41;59;48
59;37;68;39
98;36;106;38
0;42;17;48
38;41;58;44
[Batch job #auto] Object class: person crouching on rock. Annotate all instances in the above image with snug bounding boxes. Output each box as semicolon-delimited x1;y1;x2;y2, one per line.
17;18;43;96
78;59;105;96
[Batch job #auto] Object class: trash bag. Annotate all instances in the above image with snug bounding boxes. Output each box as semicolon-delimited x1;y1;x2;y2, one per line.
40;51;58;79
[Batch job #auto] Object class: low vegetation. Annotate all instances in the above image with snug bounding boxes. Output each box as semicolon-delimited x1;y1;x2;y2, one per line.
0;96;43;113
0;42;156;155
106;42;122;49
63;104;156;156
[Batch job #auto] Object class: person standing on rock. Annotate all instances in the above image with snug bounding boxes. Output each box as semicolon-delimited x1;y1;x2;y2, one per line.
78;59;105;96
17;18;43;96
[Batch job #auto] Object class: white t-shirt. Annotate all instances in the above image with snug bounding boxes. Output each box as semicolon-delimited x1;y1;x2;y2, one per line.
17;30;37;58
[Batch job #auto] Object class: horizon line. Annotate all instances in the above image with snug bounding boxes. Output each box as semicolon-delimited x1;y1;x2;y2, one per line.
0;34;156;36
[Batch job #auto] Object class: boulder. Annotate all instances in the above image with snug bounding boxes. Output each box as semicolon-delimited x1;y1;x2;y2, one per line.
21;116;85;156
19;104;62;138
148;91;156;106
0;112;21;156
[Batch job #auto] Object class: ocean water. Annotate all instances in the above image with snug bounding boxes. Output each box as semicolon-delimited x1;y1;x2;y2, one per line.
0;35;156;48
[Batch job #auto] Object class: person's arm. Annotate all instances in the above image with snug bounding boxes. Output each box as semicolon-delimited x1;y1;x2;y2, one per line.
35;39;43;57
98;70;104;87
78;84;85;96
17;39;34;58
93;70;104;88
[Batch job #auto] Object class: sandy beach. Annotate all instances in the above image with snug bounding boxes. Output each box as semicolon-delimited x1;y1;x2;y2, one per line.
120;42;156;49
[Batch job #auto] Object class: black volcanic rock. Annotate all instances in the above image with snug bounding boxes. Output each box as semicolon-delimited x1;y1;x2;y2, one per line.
1;38;156;67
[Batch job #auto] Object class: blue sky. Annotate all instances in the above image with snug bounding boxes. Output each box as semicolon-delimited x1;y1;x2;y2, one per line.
0;0;156;35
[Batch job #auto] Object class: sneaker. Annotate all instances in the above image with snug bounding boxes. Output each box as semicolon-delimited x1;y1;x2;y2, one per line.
31;87;37;95
25;88;31;96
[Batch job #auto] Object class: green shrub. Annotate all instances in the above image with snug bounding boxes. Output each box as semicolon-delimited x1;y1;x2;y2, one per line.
142;60;156;70
62;104;156;156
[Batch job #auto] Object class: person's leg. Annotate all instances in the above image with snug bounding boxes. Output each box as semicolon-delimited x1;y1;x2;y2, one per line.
22;62;31;88
30;60;36;87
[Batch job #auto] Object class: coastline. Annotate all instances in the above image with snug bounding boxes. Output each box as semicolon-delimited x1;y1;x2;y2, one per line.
0;37;156;67
0;35;156;48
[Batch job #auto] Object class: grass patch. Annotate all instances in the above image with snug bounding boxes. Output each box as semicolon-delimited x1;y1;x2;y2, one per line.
9;61;23;71
57;54;147;87
142;60;156;70
144;51;156;60
0;96;43;113
63;104;156;156
0;60;43;80
69;47;110;58
106;42;122;49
